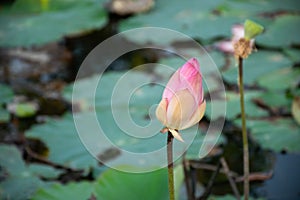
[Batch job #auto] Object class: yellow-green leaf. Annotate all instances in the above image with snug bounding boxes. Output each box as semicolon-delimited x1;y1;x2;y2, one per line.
244;19;264;40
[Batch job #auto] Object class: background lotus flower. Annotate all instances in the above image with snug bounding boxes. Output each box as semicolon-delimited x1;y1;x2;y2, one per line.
216;24;254;54
156;58;206;141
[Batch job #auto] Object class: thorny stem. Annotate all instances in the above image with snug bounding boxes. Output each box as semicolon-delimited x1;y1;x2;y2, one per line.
238;57;249;200
167;131;175;200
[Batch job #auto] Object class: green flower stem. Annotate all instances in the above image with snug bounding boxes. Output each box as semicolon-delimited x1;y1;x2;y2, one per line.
238;57;249;200
167;131;175;200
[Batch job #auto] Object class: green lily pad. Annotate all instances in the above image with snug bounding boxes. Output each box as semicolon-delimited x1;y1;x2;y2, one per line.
32;182;94;200
120;0;300;46
257;67;300;90
206;91;269;120
0;84;14;122
284;48;300;63
64;71;156;110
1;177;44;200
257;91;291;109
0;84;14;104
222;51;292;85
155;50;225;74
26;113;98;171
257;15;300;48
234;118;300;152
119;0;246;45
0;109;9;122
0;0;108;47
216;0;300;16
6;0;93;13
94;167;170;200
28;164;63;179
32;165;184;200
0;144;27;174
0;144;62;200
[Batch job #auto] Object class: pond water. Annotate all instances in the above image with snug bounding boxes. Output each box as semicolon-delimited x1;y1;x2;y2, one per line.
254;153;300;200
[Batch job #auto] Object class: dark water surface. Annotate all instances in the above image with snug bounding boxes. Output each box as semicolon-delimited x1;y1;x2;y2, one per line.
254;153;300;200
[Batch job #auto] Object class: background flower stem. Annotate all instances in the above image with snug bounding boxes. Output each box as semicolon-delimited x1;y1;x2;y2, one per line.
238;57;249;200
167;131;175;200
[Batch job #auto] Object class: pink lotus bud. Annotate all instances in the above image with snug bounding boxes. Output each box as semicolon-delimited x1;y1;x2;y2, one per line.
156;58;206;141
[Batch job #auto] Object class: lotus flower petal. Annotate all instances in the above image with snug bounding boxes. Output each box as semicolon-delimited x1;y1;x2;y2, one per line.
156;58;206;142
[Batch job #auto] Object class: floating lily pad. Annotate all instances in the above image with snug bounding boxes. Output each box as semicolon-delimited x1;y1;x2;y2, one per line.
6;0;97;13
156;50;225;73
222;51;292;85
0;144;62;200
64;71;158;110
216;0;300;16
32;165;183;200
26;113;98;171
234;118;300;152
206;91;269;120
119;0;247;45
28;164;63;179
0;144;27;175
0;107;9;122
32;182;94;200
0;84;14;104
257;15;300;48
215;1;268;16
257;91;291;110
0;0;108;47
284;48;300;63
94;167;170;200
119;0;298;46
257;67;300;90
0;84;14;122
